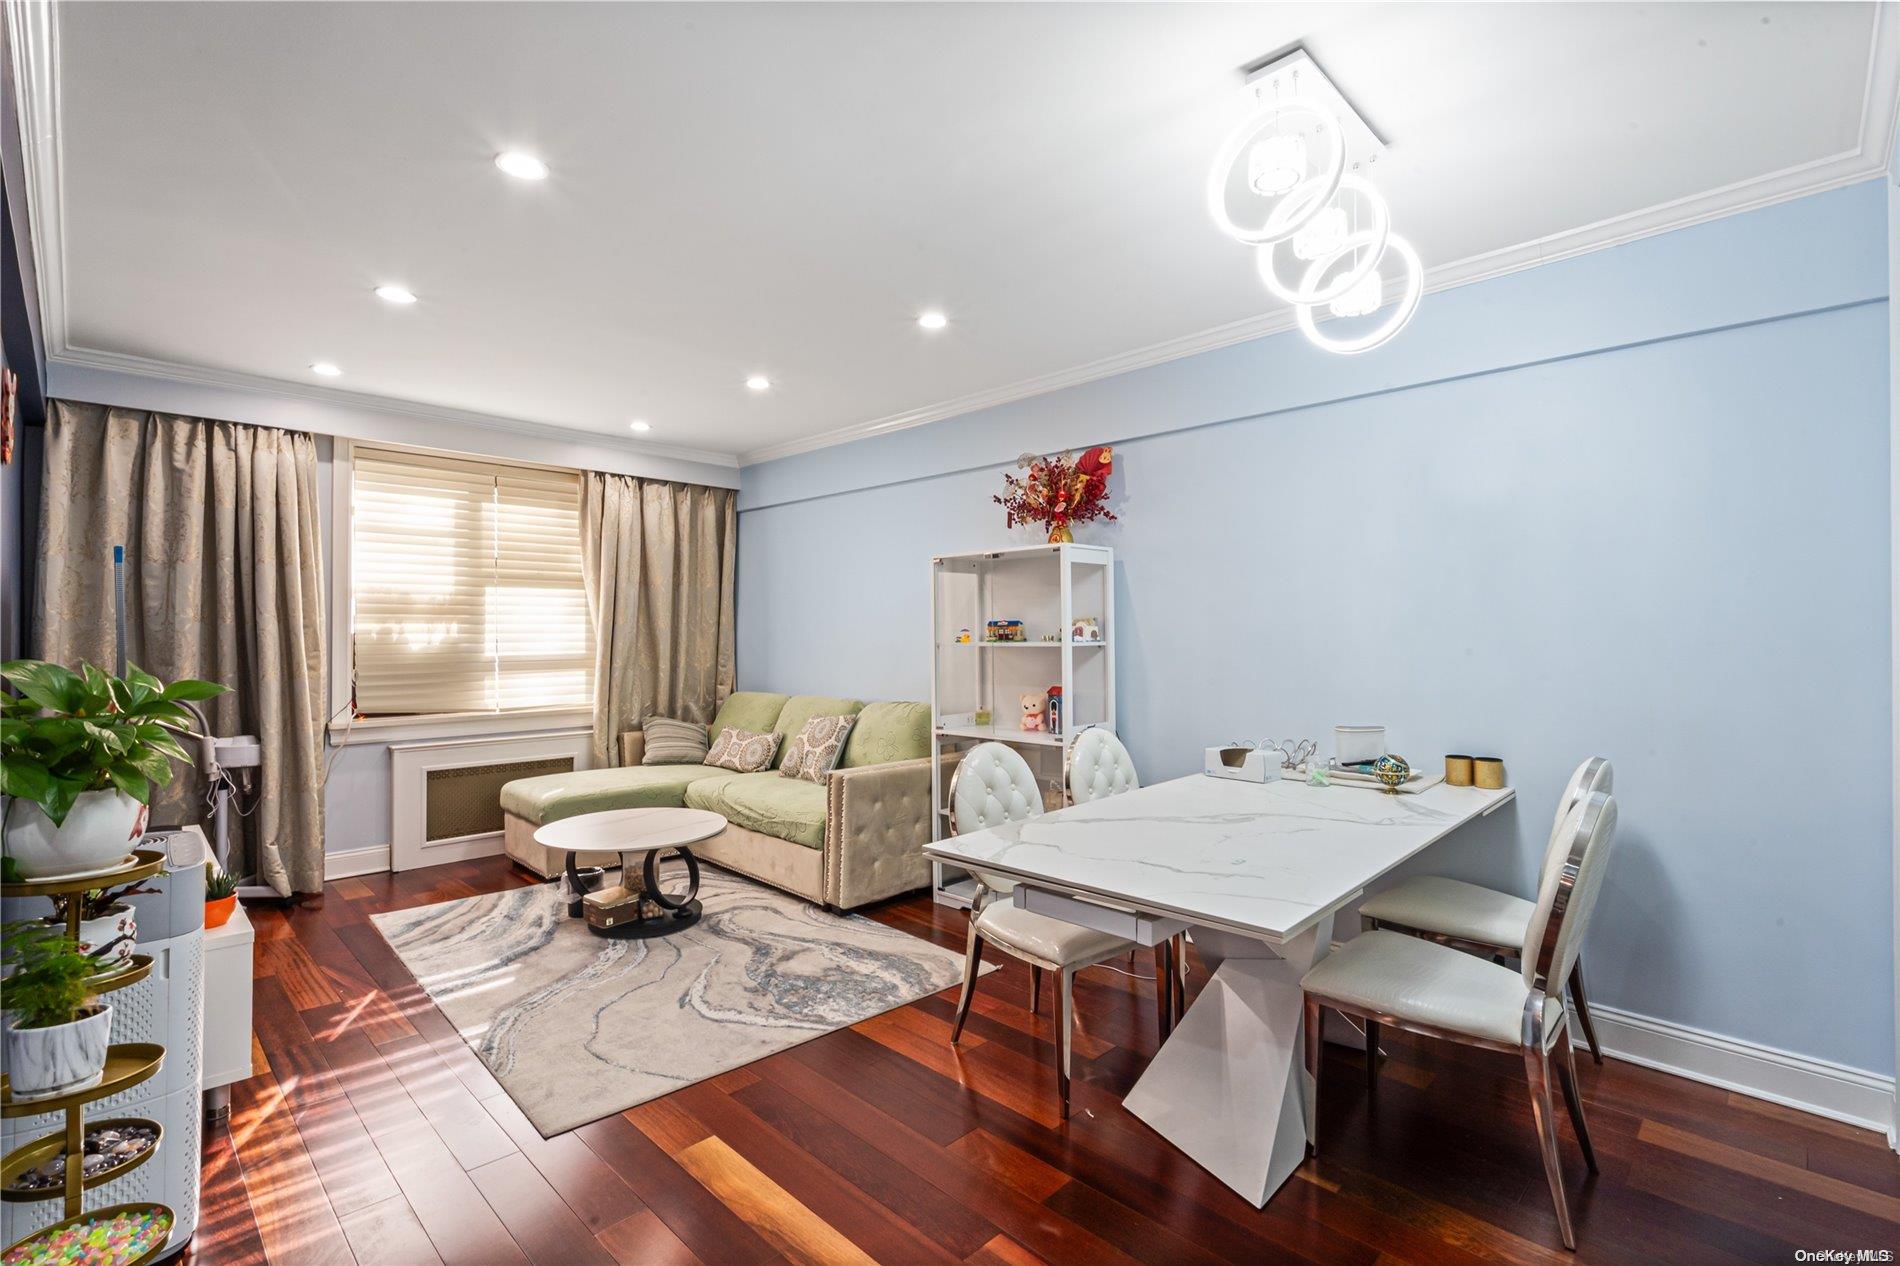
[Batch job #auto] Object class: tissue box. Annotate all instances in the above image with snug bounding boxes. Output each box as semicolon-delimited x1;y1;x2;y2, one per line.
1204;746;1285;783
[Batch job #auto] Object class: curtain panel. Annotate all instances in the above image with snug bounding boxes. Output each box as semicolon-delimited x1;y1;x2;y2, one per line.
582;473;736;765
34;399;327;896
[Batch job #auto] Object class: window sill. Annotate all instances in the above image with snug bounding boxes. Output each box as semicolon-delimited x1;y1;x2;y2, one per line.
328;706;594;747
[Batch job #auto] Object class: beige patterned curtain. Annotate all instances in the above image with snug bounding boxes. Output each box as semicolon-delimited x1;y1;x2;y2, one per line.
35;400;326;896
582;473;736;765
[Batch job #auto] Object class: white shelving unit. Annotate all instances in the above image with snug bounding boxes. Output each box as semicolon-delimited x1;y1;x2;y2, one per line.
929;544;1115;907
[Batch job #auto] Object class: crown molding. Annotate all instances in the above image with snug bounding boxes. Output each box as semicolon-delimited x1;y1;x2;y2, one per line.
9;1;1894;474
740;3;1900;466
45;344;740;469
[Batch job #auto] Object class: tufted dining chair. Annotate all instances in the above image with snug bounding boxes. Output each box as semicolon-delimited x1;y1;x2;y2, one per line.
1065;728;1187;1036
1302;790;1618;1250
947;741;1137;1117
1358;756;1614;1061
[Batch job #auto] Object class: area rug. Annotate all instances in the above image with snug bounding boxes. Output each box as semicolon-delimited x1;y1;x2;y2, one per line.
371;865;982;1136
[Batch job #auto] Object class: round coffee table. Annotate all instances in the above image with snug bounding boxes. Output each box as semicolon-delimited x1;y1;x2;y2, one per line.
532;807;726;938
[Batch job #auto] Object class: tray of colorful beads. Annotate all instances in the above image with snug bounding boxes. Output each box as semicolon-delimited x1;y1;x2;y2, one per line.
1;1202;173;1266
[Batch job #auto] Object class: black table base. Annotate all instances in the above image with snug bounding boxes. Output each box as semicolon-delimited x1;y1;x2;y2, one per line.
561;845;702;939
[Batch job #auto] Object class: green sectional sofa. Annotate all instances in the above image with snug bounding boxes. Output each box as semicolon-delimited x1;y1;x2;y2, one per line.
499;691;946;910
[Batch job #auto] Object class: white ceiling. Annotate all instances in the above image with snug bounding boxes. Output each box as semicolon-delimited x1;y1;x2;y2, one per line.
26;2;1899;463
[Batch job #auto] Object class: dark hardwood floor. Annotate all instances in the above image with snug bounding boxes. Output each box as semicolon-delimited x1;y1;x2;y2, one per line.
184;856;1900;1265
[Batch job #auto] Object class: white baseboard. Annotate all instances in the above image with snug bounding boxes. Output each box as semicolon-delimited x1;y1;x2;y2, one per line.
1580;1002;1896;1141
324;844;392;880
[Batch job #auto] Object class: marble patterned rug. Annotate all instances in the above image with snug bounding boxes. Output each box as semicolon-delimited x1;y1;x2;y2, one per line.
372;865;981;1136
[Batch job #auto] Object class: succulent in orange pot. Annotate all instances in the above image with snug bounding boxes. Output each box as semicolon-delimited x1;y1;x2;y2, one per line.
204;862;239;930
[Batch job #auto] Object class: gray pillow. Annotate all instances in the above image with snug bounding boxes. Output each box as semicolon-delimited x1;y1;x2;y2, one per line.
642;716;710;765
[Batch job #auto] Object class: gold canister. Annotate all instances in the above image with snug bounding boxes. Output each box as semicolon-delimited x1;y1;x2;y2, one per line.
1473;757;1506;790
1445;754;1474;787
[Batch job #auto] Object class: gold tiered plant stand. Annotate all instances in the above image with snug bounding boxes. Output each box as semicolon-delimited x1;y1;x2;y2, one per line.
1;849;174;1266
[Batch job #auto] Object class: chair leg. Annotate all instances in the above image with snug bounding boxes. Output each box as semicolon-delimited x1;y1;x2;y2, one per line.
1057;967;1076;1119
950;917;985;1045
1568;959;1603;1064
1030;965;1042;1016
1302;995;1323;1157
1523;1041;1577;1250
1555;1028;1598;1174
1364;1019;1381;1098
1173;933;1189;1023
1154;943;1174;1044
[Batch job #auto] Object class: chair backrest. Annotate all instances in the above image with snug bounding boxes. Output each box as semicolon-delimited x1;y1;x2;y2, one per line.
950;742;1043;835
1535;757;1613;892
1068;728;1139;805
1522;789;1618;993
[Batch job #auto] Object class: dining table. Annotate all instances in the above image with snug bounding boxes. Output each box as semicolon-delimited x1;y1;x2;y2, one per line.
924;770;1515;1207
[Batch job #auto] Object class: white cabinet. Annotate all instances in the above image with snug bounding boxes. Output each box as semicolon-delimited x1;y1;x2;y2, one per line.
929;544;1116;906
201;900;255;1108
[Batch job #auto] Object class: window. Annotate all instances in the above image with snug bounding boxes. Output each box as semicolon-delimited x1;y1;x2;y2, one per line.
350;446;592;717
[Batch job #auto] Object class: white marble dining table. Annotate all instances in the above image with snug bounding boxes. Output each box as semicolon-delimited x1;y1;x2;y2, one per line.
924;771;1515;1208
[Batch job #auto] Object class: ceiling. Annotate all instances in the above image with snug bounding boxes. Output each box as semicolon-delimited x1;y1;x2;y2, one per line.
22;2;1899;463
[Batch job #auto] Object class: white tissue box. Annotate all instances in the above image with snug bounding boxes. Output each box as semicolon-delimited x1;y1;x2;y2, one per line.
1204;746;1284;783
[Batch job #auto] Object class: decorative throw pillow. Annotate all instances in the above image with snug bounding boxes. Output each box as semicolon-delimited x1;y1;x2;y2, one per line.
779;714;857;784
706;726;780;773
641;717;710;766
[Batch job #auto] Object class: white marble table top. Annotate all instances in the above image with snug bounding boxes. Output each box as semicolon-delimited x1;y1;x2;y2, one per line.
534;807;727;856
925;774;1514;942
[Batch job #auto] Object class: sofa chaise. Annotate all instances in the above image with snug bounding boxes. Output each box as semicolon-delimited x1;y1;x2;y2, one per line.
498;692;945;910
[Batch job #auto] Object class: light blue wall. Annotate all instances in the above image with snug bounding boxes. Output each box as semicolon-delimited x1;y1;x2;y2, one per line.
737;179;1895;1077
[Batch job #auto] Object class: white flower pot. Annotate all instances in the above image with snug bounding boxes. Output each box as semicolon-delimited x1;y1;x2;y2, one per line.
2;790;148;879
44;903;138;969
3;1004;113;1101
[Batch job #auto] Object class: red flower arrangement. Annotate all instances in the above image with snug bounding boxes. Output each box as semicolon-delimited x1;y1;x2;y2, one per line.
994;446;1116;544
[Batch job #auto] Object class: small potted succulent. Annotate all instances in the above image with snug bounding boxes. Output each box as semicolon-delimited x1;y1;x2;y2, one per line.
1;659;226;879
204;862;239;930
1;923;113;1100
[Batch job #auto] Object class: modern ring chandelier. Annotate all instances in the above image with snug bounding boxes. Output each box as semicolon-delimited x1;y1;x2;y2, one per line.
1207;50;1420;355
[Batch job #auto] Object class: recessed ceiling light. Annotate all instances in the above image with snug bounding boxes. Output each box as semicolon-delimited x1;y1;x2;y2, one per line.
917;310;948;331
310;362;342;377
745;375;772;392
494;151;549;181
628;420;652;433
374;285;418;305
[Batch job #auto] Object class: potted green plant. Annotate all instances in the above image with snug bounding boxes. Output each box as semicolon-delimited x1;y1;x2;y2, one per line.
203;862;239;930
1;923;113;1100
1;660;226;880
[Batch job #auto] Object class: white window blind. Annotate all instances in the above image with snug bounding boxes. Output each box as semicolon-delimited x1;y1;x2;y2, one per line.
351;447;593;716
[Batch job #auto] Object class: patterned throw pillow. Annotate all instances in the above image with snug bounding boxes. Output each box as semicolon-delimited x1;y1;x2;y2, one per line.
706;726;780;773
779;714;857;784
641;717;710;766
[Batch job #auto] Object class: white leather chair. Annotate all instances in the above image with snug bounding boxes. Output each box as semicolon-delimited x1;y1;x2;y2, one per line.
1067;726;1140;804
1357;756;1613;1062
1302;790;1617;1250
947;741;1136;1117
1065;728;1187;1037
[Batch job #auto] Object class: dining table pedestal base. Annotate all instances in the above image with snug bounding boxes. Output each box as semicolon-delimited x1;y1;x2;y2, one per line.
1121;917;1334;1208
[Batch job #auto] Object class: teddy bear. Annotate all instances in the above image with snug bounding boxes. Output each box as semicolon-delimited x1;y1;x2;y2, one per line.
1020;692;1046;732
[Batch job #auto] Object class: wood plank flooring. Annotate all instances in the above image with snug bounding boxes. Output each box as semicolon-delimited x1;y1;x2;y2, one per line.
184;857;1900;1265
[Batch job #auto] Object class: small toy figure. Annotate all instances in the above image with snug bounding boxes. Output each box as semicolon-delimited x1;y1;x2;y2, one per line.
955;628;972;644
1020;692;1047;732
